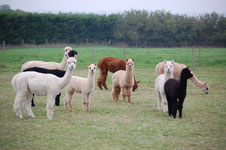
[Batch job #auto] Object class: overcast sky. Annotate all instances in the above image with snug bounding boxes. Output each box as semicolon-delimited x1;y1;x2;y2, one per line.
1;0;226;15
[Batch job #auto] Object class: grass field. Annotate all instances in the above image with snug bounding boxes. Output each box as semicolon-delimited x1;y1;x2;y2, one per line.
0;46;226;150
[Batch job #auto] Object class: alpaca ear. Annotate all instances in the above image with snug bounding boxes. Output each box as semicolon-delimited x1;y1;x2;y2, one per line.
88;62;90;66
126;59;128;62
204;81;208;85
94;62;97;66
164;60;166;64
171;60;174;64
137;81;140;83
74;55;77;59
132;58;134;62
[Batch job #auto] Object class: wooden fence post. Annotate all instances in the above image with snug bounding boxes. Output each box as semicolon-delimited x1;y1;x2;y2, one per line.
93;47;95;63
192;47;194;69
3;40;5;49
124;45;126;61
22;39;24;45
46;39;48;45
38;45;41;60
199;46;201;66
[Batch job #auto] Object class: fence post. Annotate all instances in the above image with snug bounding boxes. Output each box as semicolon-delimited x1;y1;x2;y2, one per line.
3;40;5;49
87;39;88;45
46;39;48;45
22;39;24;45
124;45;126;61
199;46;201;66
192;47;194;69
38;45;41;60
93;47;95;63
34;40;36;46
145;40;146;48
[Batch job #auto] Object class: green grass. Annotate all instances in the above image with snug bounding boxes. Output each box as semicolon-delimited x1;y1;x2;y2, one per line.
0;46;226;150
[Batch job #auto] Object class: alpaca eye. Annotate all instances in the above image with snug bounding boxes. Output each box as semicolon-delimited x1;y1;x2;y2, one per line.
89;67;91;69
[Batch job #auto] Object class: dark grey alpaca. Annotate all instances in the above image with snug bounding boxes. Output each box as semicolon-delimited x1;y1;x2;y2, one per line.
164;67;193;118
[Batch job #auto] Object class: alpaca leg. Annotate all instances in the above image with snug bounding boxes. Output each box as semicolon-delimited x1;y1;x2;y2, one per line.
87;94;91;112
122;87;127;102
63;95;68;111
55;92;61;106
178;99;184;118
31;94;35;107
172;99;178;118
112;86;120;102
68;94;73;111
82;94;88;112
102;70;108;90
24;93;35;118
97;74;103;90
46;95;55;120
166;95;172;116
127;88;132;103
156;92;162;110
14;93;24;119
161;94;168;113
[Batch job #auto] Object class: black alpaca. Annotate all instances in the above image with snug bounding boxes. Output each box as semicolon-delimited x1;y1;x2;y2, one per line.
164;67;193;118
23;50;77;107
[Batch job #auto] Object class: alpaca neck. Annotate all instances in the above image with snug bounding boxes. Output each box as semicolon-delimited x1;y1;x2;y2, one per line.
125;68;133;84
59;55;67;70
59;67;74;89
86;72;95;90
179;78;188;92
190;74;204;88
164;71;173;82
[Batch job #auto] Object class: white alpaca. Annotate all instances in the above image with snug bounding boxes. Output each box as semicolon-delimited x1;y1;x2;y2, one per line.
155;60;174;112
64;62;97;112
21;46;72;71
112;59;134;103
12;56;77;120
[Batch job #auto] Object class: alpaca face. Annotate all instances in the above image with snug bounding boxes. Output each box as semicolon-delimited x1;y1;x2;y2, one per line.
88;62;97;74
164;60;174;73
126;59;134;70
64;46;72;56
67;57;77;70
201;81;209;94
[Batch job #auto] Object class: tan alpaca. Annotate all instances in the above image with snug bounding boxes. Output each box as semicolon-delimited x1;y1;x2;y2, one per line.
64;62;97;112
21;46;72;71
156;61;209;94
112;59;134;103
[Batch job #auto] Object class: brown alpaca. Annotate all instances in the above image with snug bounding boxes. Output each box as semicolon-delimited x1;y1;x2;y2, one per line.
97;57;139;91
156;61;209;94
112;59;134;103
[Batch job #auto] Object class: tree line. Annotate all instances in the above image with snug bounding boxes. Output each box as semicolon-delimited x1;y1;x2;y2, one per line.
0;9;226;47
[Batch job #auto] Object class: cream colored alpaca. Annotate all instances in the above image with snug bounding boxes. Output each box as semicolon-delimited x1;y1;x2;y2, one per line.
112;59;134;103
21;46;72;71
156;61;209;94
64;62;97;112
12;56;77;120
155;60;174;112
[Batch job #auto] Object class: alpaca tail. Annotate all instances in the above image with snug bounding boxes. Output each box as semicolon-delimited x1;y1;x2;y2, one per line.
12;73;20;91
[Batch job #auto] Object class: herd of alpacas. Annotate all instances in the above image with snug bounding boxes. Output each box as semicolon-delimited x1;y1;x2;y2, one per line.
12;46;209;120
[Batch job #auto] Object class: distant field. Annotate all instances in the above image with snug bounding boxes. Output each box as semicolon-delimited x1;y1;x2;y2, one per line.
0;47;226;150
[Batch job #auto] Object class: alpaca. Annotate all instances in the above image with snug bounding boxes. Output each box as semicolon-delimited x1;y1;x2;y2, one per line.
97;57;139;91
155;60;174;112
23;67;65;107
64;62;97;112
21;46;74;71
112;59;134;103
164;67;193;118
156;61;208;94
12;56;77;120
23;50;78;107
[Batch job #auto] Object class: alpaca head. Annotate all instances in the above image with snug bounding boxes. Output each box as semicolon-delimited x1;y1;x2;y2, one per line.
181;67;193;80
164;60;174;74
66;57;77;70
88;62;97;74
126;59;134;71
68;50;78;58
64;46;72;56
201;81;209;94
